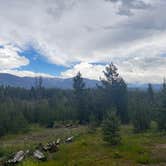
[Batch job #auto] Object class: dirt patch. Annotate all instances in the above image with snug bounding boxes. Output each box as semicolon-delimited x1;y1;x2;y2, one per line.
155;144;166;149
150;144;166;164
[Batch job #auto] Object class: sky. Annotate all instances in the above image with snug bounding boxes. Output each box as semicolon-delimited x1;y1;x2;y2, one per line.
0;0;166;83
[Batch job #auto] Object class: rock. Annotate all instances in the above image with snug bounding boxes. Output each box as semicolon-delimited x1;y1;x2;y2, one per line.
33;150;46;161
65;136;74;143
56;138;61;145
6;150;25;164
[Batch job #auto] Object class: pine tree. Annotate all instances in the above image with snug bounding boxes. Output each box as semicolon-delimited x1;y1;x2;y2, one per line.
101;63;128;123
73;72;86;124
102;111;121;145
157;79;166;131
73;72;85;93
147;83;154;104
161;78;166;108
132;94;151;133
35;76;44;99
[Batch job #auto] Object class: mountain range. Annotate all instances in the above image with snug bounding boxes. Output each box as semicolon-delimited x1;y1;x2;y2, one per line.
0;73;99;89
0;73;162;90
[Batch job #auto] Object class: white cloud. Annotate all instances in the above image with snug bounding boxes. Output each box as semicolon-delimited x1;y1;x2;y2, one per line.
60;62;106;80
0;69;54;78
0;0;166;83
61;60;165;84
0;45;29;69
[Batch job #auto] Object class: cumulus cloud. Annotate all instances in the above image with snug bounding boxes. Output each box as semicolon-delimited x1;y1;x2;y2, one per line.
0;0;166;82
0;44;29;69
60;62;106;80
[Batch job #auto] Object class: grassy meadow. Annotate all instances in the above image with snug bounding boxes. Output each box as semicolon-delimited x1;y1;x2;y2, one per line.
0;125;166;166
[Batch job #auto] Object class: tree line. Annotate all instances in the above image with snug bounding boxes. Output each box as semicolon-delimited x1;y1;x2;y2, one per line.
0;63;166;139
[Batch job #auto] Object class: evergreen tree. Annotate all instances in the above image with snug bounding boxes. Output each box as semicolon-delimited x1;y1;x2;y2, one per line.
102;111;121;145
132;94;151;133
73;72;86;124
147;83;154;104
161;78;166;108
101;63;128;123
35;76;44;99
157;79;166;131
73;72;85;93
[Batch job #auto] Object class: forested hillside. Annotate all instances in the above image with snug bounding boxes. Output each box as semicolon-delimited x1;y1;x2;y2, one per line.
0;64;166;165
0;63;165;136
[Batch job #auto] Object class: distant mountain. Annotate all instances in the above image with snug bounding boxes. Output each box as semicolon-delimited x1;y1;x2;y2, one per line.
0;73;162;90
128;83;162;91
0;73;99;89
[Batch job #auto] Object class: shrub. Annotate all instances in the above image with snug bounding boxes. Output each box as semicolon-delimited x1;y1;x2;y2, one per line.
102;111;121;145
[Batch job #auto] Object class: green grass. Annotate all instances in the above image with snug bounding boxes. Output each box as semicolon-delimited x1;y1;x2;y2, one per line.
0;125;166;166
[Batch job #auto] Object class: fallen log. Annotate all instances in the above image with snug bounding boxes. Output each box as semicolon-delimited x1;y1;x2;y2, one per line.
65;136;74;143
6;150;25;164
33;150;46;161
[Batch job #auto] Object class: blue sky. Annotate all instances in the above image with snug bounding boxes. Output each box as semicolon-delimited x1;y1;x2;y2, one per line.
19;46;67;76
0;0;166;83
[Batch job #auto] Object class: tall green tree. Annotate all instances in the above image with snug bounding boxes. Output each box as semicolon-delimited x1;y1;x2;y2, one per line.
101;63;128;123
73;72;87;124
157;79;166;131
35;76;44;99
147;83;154;104
132;91;151;133
133;105;151;133
161;78;166;108
73;72;85;93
